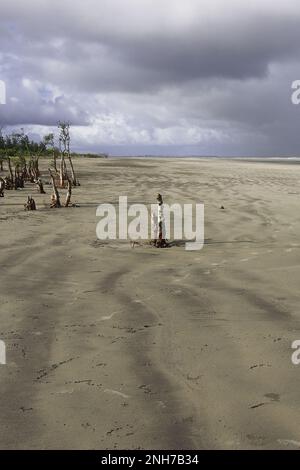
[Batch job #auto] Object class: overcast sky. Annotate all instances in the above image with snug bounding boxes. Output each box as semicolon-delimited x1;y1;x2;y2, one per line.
0;0;300;156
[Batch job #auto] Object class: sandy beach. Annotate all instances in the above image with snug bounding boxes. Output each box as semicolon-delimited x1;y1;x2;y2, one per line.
1;157;300;449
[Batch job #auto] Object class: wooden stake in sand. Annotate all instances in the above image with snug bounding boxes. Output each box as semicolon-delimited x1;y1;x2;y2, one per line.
152;193;168;248
157;193;168;247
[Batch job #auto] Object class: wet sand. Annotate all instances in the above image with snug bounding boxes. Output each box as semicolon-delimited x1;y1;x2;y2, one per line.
1;157;300;449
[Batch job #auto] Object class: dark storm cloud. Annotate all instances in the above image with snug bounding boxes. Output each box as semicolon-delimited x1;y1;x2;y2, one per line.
2;2;300;92
1;0;300;155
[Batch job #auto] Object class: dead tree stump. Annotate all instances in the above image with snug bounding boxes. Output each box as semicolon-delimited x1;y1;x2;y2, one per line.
36;178;46;194
24;196;36;211
3;176;13;190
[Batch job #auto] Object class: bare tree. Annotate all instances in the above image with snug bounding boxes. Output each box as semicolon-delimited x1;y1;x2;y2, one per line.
7;157;14;186
44;133;57;173
49;168;61;208
64;177;72;207
58;121;79;186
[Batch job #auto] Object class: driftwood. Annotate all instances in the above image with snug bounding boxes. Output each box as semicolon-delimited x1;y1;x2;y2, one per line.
49;168;61;208
24;196;36;211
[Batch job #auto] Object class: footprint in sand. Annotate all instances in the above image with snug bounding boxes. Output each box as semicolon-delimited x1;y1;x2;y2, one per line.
157;400;167;409
173;289;183;295
100;311;120;321
264;393;280;402
104;389;129;399
174;273;190;282
54;389;74;395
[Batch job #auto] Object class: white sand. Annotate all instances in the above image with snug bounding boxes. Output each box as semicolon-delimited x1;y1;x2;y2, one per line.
1;157;300;449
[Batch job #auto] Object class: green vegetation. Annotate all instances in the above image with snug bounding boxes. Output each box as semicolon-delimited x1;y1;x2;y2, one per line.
0;129;51;158
0;128;108;161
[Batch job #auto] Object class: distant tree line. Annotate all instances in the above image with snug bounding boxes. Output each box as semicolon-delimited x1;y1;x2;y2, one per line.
0;127;108;160
0;128;56;158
